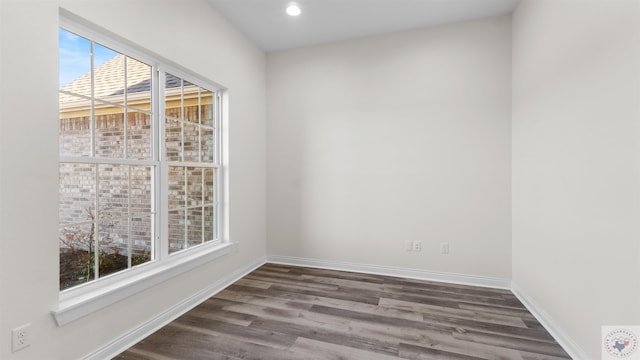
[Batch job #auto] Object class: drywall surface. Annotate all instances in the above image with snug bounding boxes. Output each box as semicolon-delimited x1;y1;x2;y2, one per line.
0;0;266;358
267;16;512;279
512;0;640;358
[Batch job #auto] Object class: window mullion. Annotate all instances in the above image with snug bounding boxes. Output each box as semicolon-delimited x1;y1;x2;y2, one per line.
90;42;99;281
58;157;157;166
198;87;202;162
127;165;132;269
183;166;188;250
94;164;100;281
216;93;220;165
216;93;222;241
157;68;167;261
87;41;100;280
90;41;95;157
180;80;184;163
123;57;128;159
201;167;205;244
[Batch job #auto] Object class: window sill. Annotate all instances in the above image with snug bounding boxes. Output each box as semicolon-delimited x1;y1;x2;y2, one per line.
52;242;234;326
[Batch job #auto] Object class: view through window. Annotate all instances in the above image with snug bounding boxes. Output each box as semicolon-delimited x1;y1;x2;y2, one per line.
59;28;220;291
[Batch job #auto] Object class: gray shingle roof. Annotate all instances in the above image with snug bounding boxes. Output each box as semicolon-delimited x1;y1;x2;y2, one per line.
59;55;184;105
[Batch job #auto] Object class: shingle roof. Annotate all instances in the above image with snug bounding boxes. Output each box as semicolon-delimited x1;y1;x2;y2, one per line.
59;55;184;106
60;55;146;103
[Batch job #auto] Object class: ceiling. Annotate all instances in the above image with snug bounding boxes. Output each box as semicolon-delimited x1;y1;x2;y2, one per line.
207;0;521;52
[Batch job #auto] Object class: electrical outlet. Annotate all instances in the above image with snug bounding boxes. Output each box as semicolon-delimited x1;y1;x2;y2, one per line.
406;241;413;251
413;241;422;252
12;323;31;352
440;242;450;254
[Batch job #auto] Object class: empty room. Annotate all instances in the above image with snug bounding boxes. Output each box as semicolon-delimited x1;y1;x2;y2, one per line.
0;0;639;359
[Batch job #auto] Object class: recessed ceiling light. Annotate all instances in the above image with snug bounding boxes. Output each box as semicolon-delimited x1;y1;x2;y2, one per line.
286;3;301;16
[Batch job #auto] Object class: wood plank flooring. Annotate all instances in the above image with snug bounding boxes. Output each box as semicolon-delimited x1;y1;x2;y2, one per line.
115;264;571;360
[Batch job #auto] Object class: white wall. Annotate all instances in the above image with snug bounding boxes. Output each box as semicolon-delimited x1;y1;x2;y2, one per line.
267;16;512;280
512;0;640;358
0;0;266;359
5;0;637;358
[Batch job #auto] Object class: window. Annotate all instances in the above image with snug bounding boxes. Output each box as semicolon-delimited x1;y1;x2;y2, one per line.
164;77;219;253
58;25;222;294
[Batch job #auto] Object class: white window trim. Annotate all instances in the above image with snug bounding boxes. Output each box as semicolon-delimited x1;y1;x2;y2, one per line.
53;242;234;326
54;10;230;326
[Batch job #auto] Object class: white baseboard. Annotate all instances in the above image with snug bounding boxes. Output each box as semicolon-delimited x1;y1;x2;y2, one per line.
511;282;587;360
266;255;511;290
83;256;267;360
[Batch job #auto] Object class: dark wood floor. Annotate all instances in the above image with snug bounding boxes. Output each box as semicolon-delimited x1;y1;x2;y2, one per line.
115;263;570;360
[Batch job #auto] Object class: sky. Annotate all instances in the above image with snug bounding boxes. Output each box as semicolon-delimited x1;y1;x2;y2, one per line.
59;29;118;88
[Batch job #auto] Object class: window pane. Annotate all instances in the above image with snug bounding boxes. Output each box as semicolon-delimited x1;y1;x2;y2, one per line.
165;106;181;120
165;73;182;92
204;168;215;204
213;204;218;240
59;116;91;157
98;218;129;277
183;123;199;162
98;164;129;219
59;93;92;157
131;166;153;214
168;209;185;253
59;29;91;94
59;163;96;225
126;57;152;111
165;117;182;161
200;89;214;128
183;80;197;97
132;214;152;266
59;223;96;290
184;103;198;124
95;105;125;158
168;166;185;210
122;167;153;268
187;207;203;248
201;127;214;163
92;165;153;276
187;167;203;207
204;205;214;242
166;74;182;121
127;111;151;160
93;43;124;105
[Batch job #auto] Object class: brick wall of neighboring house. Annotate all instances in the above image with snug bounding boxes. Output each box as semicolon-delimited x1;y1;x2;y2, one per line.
59;104;214;257
58;110;155;257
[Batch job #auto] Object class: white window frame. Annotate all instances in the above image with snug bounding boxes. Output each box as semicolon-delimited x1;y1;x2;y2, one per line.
53;12;230;327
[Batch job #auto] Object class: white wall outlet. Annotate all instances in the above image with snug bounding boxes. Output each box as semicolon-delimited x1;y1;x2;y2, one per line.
440;242;450;254
406;241;413;251
413;241;422;252
12;323;31;352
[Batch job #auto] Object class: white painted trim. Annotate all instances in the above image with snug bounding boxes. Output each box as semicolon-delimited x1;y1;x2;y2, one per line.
53;242;234;326
83;256;267;360
266;255;511;290
511;282;585;360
